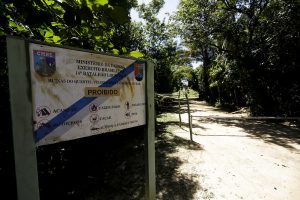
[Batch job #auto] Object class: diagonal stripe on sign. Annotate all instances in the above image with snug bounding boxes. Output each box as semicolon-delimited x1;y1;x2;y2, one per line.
35;61;138;143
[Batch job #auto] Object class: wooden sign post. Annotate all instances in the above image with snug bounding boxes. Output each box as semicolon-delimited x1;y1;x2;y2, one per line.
7;37;40;200
181;78;193;141
145;61;156;200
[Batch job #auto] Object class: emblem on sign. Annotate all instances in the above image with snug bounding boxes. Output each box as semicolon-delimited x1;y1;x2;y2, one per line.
37;119;49;129
134;62;144;81
33;50;56;77
36;106;51;118
89;103;98;112
89;114;100;123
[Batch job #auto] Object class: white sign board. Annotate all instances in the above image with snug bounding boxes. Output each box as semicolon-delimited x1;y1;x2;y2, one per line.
181;78;188;87
29;43;146;146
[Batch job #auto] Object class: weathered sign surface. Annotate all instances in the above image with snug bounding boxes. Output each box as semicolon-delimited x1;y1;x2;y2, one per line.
29;43;146;146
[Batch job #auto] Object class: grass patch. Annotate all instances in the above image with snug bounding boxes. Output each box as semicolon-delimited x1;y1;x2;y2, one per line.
172;89;199;99
157;112;178;123
156;112;179;133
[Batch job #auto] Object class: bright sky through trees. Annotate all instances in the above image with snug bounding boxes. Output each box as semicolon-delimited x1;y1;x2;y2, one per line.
130;0;180;22
130;0;201;68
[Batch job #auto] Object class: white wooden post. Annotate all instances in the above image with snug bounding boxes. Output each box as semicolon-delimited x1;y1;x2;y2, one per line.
7;37;40;200
145;61;156;200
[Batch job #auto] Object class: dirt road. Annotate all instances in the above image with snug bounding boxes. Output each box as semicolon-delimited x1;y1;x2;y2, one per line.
156;100;300;200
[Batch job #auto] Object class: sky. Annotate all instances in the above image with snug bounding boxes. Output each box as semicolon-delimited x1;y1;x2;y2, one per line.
130;0;180;22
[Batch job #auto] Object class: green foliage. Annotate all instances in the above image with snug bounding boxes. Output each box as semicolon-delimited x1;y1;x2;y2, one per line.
138;0;165;20
172;65;196;91
0;0;140;55
129;50;144;58
133;0;181;93
172;65;193;81
176;0;300;116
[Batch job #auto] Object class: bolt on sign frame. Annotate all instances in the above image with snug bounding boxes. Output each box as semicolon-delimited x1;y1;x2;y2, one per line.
7;36;155;200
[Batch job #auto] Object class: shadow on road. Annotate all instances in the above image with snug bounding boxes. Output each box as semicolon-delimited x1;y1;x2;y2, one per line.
158;105;200;115
158;120;206;130
155;120;204;199
196;118;300;150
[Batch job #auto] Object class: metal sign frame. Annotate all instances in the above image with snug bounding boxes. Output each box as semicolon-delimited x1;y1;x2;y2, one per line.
7;37;155;200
